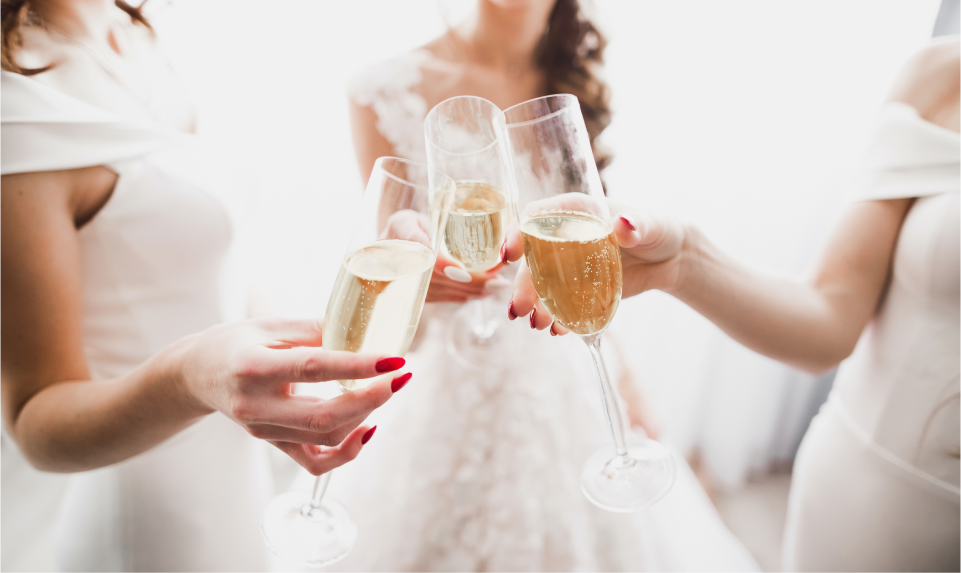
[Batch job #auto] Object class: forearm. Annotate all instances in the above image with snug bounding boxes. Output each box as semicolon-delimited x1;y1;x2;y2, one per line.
10;340;212;473
670;227;855;373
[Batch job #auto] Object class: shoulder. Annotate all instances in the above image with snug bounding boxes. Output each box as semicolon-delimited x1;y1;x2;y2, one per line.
887;37;960;122
347;49;434;106
347;39;461;107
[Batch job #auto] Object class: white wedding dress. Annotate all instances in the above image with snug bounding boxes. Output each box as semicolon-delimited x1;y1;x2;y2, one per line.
285;50;759;572
1;68;272;571
783;102;960;571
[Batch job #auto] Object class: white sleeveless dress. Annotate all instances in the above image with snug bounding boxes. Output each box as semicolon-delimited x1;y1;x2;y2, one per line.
294;50;759;572
1;71;273;571
784;103;960;571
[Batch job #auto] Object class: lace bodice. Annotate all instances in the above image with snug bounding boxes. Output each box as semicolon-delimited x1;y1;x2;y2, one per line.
348;49;433;164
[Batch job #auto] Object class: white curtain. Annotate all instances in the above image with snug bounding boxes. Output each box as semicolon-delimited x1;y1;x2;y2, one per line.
151;0;941;491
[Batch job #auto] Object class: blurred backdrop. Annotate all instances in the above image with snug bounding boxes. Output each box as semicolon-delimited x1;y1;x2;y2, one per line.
1;1;945;570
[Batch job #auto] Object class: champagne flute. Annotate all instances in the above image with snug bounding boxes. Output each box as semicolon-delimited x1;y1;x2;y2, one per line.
260;157;454;564
424;96;515;368
503;95;676;512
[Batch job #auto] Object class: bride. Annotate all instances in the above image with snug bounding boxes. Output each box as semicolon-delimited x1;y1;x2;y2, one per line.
311;0;759;570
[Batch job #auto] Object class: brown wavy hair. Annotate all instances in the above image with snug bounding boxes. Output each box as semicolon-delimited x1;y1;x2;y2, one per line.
1;0;150;76
535;0;613;182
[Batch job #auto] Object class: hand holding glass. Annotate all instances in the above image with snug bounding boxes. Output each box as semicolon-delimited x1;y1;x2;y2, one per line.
424;96;514;367
260;157;454;564
503;95;676;512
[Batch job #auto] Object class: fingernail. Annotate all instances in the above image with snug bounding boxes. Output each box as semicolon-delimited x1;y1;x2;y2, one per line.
550;322;558;336
391;372;412;392
484;277;511;291
620;216;637;232
500;241;508;264
375;357;405;373
508;299;517;321
361;426;377;445
529;308;537;329
444;266;472;283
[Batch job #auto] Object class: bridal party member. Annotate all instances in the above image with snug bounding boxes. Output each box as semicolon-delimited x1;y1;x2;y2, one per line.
1;1;404;569
335;0;758;570
508;37;961;572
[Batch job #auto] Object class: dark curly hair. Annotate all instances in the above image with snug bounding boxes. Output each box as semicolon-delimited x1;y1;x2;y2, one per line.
535;0;613;182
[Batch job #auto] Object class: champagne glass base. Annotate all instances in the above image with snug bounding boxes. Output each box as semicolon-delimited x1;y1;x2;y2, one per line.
260;491;357;567
445;302;503;368
580;436;677;513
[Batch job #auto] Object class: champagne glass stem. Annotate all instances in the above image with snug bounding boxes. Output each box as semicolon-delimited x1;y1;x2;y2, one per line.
472;297;495;340
582;333;631;461
302;472;332;517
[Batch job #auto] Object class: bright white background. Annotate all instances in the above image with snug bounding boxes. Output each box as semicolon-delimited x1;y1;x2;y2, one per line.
152;0;941;488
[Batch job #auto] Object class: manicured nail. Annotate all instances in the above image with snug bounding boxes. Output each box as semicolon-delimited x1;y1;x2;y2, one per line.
444;266;472;283
550;322;558;336
484;277;511;291
500;241;508;264
508;299;517;321
375;357;405;373
529;308;537;329
391;372;412;392
620;216;637;232
361;426;377;445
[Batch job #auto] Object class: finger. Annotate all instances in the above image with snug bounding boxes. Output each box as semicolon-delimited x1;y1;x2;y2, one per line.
262;372;397;432
436;254;472;283
508;261;541;320
270;424;375;476
255;317;325;348
248;346;405;384
381;210;431;246
503;228;524;263
247;413;366;446
426;292;470;303
549;321;570;336
528;297;553;330
613;214;643;249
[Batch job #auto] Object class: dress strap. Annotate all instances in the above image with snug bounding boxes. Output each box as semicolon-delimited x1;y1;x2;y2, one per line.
1;71;185;175
347;50;431;163
829;392;961;498
851;102;960;202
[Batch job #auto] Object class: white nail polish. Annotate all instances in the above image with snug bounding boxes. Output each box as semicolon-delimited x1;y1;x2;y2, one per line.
484;277;511;290
444;266;472;283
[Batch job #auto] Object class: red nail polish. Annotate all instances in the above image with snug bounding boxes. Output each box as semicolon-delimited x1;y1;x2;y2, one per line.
508;299;517;321
361;426;377;445
530;308;537;329
375;357;405;373
499;241;508;264
391;372;412;393
550;323;558;336
620;216;637;232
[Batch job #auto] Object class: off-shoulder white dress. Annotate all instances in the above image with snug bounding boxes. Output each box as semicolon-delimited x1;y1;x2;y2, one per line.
298;50;760;572
784;103;960;571
1;70;272;571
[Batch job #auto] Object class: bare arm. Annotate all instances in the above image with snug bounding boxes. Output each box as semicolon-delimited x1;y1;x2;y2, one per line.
2;169;405;473
506;40;958;374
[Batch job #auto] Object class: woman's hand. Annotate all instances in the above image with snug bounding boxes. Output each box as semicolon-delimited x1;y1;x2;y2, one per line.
503;201;687;333
168;317;408;475
426;251;511;303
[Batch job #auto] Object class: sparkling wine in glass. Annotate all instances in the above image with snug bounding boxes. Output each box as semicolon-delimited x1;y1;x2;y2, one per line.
504;94;676;512
424;96;515;368
260;157;454;564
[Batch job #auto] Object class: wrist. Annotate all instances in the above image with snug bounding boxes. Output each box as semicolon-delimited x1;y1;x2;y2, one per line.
665;223;707;301
152;334;216;419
